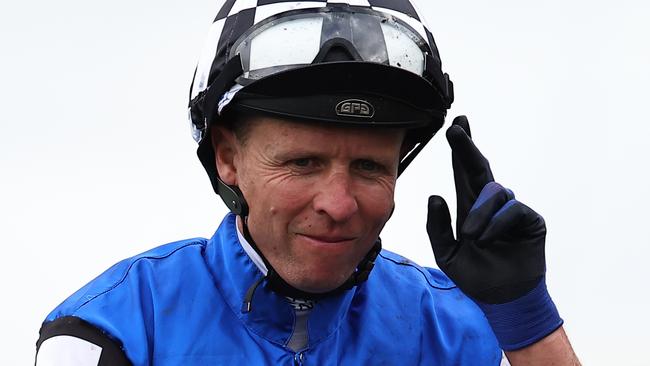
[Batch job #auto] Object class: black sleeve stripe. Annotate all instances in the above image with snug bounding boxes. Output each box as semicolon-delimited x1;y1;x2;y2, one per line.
36;316;132;366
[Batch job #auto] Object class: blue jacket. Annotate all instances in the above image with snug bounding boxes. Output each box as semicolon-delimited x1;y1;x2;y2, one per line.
44;214;501;365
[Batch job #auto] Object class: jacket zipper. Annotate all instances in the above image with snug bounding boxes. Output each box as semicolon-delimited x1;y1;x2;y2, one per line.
293;352;304;366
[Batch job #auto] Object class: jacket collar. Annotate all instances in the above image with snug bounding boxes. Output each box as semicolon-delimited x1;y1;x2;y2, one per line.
204;213;357;348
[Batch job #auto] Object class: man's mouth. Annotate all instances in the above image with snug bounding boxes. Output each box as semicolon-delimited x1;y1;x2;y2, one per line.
297;233;357;245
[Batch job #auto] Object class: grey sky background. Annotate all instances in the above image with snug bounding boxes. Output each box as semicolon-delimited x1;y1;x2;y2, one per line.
1;0;648;364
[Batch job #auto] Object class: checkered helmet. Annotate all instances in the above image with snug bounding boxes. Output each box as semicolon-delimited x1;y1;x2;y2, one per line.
188;0;454;211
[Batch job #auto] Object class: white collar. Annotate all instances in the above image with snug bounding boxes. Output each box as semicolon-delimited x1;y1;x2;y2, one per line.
236;216;268;276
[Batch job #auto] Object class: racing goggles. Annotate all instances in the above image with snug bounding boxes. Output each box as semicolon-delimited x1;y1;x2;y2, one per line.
229;6;434;84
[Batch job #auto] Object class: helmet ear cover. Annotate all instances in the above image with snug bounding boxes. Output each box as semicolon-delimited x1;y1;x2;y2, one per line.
197;131;250;216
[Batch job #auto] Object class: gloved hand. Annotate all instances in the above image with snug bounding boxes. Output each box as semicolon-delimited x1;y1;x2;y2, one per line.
426;115;563;351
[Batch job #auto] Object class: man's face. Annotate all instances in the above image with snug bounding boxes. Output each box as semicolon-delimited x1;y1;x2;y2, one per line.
215;116;404;293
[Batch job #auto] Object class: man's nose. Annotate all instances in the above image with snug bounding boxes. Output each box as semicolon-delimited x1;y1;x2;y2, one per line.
312;173;359;222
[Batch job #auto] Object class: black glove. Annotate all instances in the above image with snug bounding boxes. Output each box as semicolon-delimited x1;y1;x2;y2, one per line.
426;115;562;350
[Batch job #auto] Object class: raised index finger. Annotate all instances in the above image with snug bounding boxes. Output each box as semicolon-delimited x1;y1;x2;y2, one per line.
446;116;493;180
446;116;495;234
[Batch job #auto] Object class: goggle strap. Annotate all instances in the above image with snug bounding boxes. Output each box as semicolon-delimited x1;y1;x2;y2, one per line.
203;55;245;127
424;53;453;107
444;73;454;107
398;131;435;177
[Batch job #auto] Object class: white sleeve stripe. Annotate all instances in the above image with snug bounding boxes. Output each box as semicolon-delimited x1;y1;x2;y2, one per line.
36;335;103;366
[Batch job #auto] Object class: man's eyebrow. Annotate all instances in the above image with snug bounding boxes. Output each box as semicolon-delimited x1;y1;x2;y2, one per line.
270;149;325;160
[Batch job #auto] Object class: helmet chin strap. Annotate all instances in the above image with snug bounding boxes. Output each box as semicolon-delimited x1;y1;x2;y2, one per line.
240;214;382;302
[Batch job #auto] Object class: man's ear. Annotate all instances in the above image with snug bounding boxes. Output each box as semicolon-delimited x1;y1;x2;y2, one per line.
212;126;239;186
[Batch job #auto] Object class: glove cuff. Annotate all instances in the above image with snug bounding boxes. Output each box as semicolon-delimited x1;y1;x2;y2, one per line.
476;277;563;351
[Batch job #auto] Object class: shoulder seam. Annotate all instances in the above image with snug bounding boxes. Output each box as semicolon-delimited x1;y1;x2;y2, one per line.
378;253;457;291
72;240;206;313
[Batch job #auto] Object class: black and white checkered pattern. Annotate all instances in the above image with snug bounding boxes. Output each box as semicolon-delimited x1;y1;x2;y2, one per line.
190;0;437;100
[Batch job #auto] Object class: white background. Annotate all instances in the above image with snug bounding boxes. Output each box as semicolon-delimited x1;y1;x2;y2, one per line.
1;0;649;364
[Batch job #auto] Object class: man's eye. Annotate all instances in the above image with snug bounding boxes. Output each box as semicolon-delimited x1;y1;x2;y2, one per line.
290;158;313;168
356;160;382;172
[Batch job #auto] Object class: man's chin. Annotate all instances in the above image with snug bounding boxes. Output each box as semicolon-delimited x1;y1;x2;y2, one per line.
288;272;353;295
